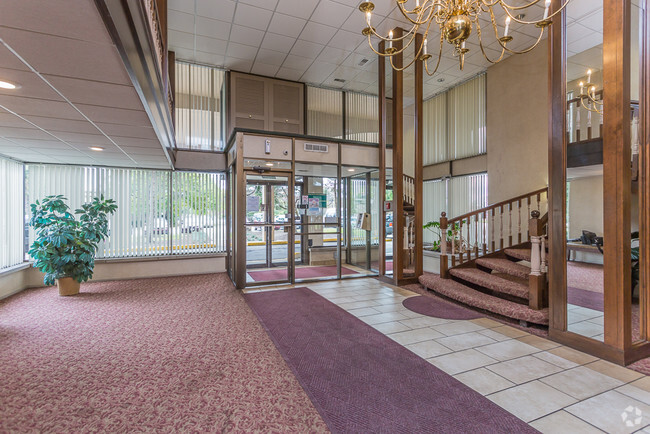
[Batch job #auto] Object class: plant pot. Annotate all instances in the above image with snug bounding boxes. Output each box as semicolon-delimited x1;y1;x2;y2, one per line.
57;277;80;296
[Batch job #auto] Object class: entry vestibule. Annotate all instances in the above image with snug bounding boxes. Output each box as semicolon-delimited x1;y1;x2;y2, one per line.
226;131;382;289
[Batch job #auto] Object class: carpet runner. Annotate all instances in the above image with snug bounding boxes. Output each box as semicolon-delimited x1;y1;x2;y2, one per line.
402;295;484;320
248;265;358;281
245;287;538;433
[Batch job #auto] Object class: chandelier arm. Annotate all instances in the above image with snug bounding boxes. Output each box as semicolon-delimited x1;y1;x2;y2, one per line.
396;1;437;25
579;97;603;114
476;20;507;64
424;32;445;76
500;0;572;25
368;23;418;43
387;31;422;71
499;28;545;54
487;0;544;10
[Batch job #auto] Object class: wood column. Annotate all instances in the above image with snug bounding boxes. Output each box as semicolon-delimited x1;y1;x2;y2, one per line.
603;0;631;349
392;27;404;284
548;0;568;332
378;40;387;277
642;0;650;340
414;32;424;277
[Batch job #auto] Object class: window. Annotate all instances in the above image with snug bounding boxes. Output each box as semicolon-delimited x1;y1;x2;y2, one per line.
307;86;343;139
423;74;487;164
25;165;226;258
0;157;24;269
175;61;226;151
346;92;378;143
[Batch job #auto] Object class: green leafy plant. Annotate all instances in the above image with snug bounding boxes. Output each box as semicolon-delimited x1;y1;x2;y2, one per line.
423;220;462;252
29;195;117;285
632;231;640;293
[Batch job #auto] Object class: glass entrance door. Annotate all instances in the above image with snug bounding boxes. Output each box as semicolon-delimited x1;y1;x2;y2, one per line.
245;173;292;284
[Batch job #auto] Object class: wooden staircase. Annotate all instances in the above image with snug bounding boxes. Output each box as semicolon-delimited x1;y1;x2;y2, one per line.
419;188;550;327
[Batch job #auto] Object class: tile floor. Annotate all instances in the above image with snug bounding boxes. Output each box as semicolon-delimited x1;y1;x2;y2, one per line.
246;278;650;433
568;303;605;342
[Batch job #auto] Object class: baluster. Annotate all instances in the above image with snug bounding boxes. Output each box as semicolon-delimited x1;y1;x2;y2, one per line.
451;219;456;267
482;211;487;255
566;100;572;143
491;209;495;252
458;219;464;264
527;197;531;240
599;104;604;137
499;205;504;250
541;236;547;273
440;212;449;278
517;199;522;244
536;193;541;212
576;105;581;141
508;203;513;247
466;217;471;260
530;236;541;276
587;101;592;139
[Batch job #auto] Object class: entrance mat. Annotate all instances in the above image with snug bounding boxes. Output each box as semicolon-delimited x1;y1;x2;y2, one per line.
245;287;537;433
248;265;357;282
402;295;484;320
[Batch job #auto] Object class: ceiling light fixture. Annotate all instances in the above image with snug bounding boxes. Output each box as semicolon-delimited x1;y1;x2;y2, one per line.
577;69;603;114
347;168;356;172
360;0;570;74
0;80;19;90
89;146;104;151
265;162;274;167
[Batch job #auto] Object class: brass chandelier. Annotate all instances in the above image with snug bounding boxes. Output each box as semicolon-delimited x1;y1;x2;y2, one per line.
360;0;572;74
578;69;603;114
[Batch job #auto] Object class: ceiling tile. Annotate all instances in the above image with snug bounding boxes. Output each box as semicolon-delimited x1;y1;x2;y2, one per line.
168;30;195;51
195;16;232;41
290;40;324;59
229;25;265;47
316;46;352;65
44;75;143;111
275;0;319;20
261;33;296;54
239;0;278;10
311;0;355;28
328;30;365;52
282;54;313;71
234;3;273;30
251;62;281;77
226;42;259;60
168;0;195;14
196;0;236;22
195;36;228;55
224;57;254;73
298;22;337;45
267;13;307;38
255;49;288;66
96;123;158;140
168;10;195;32
276;66;303;81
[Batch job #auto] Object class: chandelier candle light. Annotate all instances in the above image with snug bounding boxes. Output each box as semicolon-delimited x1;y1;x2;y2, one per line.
360;0;572;74
578;69;604;114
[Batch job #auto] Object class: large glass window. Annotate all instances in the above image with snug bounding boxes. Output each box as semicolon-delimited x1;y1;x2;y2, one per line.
175;61;226;151
346;92;379;143
0;156;24;269
307;86;343;139
25;165;226;258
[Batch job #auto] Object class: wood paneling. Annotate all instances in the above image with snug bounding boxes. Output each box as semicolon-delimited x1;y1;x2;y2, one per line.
393;27;404;283
379;40;386;277
415;32;424;278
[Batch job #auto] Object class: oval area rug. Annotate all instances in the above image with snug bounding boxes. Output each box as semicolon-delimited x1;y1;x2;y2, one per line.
402;295;484;320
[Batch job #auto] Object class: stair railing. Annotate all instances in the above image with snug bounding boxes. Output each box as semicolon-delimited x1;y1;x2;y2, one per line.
439;187;548;278
403;174;415;205
529;210;549;309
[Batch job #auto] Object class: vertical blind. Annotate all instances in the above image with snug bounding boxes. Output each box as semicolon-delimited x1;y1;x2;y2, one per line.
26;165;226;258
0;157;24;269
346;92;379;143
307;86;343;139
175;61;226;151
423;173;488;245
423;74;487;163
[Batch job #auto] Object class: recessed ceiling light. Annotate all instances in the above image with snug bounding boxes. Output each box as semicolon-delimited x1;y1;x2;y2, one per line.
437;78;445;82
265;162;274;167
358;58;369;66
334;78;346;83
0;80;19;90
347;168;355;172
89;146;104;151
515;13;525;20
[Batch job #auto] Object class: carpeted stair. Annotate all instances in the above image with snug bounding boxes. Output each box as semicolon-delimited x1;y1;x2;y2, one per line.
419;246;549;326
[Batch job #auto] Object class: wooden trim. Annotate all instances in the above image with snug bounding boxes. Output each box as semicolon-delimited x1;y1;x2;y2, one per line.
415;32;424;278
448;187;548;224
642;0;650;340
393;27;404;283
603;0;632;349
378;40;387;277
548;0;567;332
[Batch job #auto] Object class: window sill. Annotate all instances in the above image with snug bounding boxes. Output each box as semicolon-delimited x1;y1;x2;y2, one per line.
0;262;31;277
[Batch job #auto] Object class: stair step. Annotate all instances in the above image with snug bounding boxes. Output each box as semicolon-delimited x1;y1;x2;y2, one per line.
505;248;531;262
419;274;548;326
476;258;530;280
450;268;529;300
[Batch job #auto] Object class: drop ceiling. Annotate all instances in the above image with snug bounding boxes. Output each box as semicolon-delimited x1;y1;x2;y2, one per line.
168;0;604;100
0;0;171;169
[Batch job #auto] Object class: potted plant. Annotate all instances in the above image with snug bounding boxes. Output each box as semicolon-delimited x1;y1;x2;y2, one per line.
423;220;464;252
29;195;117;296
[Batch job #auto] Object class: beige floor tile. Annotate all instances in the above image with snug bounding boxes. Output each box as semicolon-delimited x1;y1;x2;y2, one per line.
566;390;650;433
533;351;580;370
399;316;453;329
337;300;380;310
406;339;452;358
428;348;499;375
475;339;540;361
360;311;411;325
491;325;531;338
327;296;359;304
389;328;445;345
547;346;599;365
431;321;486;337
585;360;644;384
435;331;497;352
371;303;406;313
487;381;577;423
616;384;650;406
568;321;604;338
372;296;408;306
516;335;562;351
347;307;382;317
372;321;411;334
568;310;598;325
477;328;514;342
470;317;502;329
629;377;650;393
394;308;424;319
540;366;624;400
529;410;605;434
453;367;515;395
487;355;564;384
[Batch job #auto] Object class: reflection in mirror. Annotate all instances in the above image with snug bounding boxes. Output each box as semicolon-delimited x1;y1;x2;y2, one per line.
565;1;605;341
386;169;394;276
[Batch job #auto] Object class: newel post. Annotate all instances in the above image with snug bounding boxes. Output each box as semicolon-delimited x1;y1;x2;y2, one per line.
440;212;449;278
528;210;548;309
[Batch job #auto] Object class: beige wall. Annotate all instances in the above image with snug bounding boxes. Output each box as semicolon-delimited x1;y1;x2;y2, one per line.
487;39;549;203
0;256;227;300
568;175;603;239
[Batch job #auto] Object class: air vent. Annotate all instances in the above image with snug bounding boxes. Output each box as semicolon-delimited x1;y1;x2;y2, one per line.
358;58;369;66
334;78;346;83
304;143;329;153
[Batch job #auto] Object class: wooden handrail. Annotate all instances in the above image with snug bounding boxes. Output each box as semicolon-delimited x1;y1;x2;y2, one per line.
447;187;548;225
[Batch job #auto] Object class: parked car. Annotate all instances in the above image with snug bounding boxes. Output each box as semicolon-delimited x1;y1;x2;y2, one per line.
386;214;393;236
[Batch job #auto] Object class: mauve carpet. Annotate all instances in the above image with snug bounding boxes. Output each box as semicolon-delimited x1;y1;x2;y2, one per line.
246;287;538;433
402;295;484;320
0;274;327;432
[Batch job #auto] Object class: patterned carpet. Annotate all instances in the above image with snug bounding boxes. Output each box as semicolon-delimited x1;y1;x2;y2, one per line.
0;274;327;432
246;287;537;433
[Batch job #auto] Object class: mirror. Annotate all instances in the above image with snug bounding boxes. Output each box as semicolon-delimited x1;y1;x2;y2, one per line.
565;1;605;340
